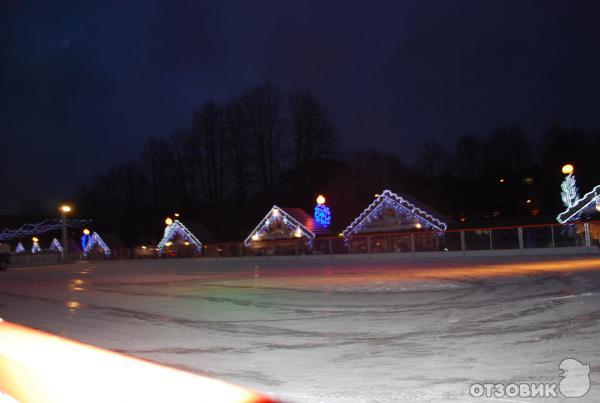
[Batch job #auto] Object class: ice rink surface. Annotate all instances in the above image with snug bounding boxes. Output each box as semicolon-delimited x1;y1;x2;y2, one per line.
1;256;599;402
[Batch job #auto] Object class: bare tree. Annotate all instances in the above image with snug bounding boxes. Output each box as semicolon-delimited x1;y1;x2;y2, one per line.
417;137;446;178
240;83;286;199
191;102;227;204
288;88;338;169
224;97;252;205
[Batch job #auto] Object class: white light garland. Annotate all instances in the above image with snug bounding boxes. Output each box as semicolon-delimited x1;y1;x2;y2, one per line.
342;190;447;241
560;173;579;208
14;243;25;254
557;185;600;223
83;232;111;257
0;219;91;241
49;238;64;253
244;205;316;246
157;220;203;254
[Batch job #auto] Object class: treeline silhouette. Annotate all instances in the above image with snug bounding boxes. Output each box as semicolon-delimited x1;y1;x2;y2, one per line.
73;82;600;246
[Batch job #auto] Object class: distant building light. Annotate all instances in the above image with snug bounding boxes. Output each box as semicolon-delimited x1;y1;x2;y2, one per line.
415;223;422;229
499;178;505;183
526;199;532;204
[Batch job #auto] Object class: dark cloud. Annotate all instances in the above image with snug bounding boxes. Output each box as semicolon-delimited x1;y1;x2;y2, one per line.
2;0;600;212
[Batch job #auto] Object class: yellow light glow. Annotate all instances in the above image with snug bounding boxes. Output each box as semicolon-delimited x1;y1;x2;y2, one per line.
415;223;422;229
32;237;39;242
184;241;190;246
293;228;302;238
499;178;505;183
141;246;147;250
374;193;379;198
165;241;173;247
0;321;269;403
251;233;260;241
59;205;71;213
165;217;173;226
272;209;279;217
83;228;90;235
174;213;180;217
316;195;326;205
526;199;532;204
596;202;600;212
562;164;574;175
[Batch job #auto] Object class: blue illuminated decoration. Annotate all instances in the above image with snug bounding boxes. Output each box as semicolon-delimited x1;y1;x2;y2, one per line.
81;234;90;250
314;204;331;226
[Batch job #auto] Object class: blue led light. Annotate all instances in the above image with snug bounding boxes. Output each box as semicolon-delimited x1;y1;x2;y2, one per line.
314;204;331;226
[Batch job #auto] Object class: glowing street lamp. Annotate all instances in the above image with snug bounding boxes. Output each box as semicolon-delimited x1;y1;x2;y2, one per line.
59;204;72;261
165;217;173;226
561;164;574;175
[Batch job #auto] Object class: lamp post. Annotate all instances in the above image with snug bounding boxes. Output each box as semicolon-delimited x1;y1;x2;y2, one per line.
59;205;71;261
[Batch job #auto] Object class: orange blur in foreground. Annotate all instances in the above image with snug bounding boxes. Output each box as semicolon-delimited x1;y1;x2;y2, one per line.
0;321;274;403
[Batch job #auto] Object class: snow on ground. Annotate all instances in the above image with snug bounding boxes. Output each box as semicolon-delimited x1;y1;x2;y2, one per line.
1;256;599;402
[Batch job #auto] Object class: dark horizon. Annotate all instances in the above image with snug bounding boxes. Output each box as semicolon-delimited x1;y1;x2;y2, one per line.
2;0;600;213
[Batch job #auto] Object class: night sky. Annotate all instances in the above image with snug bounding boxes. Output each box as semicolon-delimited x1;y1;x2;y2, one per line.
2;1;600;213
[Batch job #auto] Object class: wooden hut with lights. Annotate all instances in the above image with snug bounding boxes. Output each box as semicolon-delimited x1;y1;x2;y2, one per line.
342;190;449;253
156;218;207;257
244;206;331;254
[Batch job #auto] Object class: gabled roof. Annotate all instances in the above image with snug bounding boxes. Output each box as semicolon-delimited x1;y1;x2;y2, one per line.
244;205;330;245
157;220;203;253
49;238;63;253
83;232;111;257
557;185;600;223
342;189;448;239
